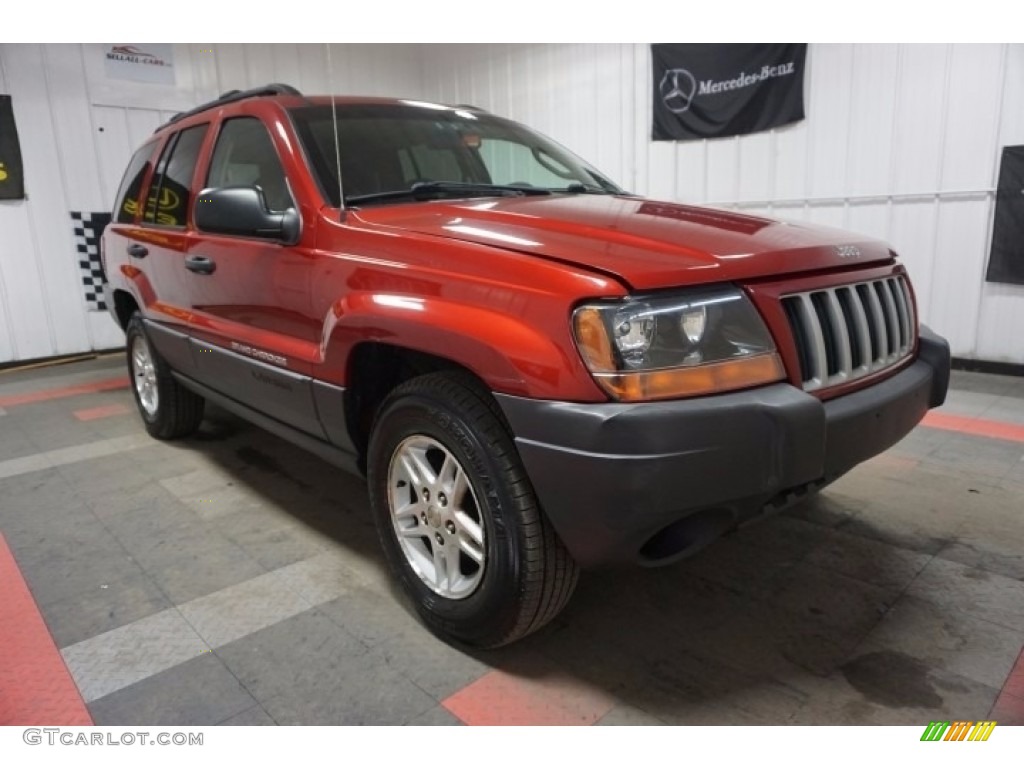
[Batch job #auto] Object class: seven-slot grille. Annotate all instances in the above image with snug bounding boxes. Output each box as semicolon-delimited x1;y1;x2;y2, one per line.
781;276;916;392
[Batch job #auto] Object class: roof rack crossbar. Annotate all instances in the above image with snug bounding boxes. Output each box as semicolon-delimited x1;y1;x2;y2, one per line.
155;83;302;133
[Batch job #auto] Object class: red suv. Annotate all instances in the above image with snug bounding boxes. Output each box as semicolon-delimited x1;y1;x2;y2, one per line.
103;84;950;647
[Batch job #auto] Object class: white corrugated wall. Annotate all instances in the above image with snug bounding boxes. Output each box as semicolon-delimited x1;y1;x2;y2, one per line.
419;43;1024;365
0;43;425;364
1;43;1022;365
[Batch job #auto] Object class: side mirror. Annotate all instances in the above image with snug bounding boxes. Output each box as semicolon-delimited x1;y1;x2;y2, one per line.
194;186;300;244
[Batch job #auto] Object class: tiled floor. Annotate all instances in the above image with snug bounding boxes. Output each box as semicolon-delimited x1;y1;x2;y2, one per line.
1;355;1024;726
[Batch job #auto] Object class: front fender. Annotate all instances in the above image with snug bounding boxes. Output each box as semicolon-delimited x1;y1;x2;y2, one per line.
318;291;606;401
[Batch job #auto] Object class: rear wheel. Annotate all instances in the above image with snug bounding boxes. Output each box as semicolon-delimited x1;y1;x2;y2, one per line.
367;372;579;648
125;314;205;439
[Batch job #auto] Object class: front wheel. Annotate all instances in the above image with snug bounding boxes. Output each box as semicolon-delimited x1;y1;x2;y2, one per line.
367;372;579;648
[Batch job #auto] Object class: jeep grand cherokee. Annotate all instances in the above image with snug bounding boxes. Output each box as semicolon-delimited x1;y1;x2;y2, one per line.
102;84;951;647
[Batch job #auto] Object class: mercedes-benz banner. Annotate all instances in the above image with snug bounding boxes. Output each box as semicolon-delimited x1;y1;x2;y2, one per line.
652;44;807;141
986;145;1024;286
0;94;25;200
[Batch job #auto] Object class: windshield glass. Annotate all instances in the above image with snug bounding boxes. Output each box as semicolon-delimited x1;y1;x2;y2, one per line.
289;103;623;206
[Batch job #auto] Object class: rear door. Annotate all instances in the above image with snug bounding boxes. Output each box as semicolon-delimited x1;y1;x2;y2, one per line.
128;123;210;375
185;115;326;438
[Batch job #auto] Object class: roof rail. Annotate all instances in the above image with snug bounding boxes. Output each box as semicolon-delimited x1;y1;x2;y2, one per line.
155;83;302;132
455;104;487;113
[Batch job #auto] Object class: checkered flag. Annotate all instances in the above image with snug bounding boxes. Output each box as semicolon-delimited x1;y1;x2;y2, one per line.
71;211;112;311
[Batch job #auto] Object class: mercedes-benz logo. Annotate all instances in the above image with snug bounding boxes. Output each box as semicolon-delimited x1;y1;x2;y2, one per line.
659;68;697;114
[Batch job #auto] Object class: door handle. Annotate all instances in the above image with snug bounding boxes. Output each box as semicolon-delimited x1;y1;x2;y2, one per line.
184;255;216;275
127;244;148;258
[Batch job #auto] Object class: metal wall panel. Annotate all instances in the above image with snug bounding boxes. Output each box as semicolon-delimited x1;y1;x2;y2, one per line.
2;43;1022;365
0;43;424;364
417;43;1024;363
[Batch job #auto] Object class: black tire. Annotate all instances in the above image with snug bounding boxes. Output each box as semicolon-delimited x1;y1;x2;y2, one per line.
367;371;579;648
125;314;205;439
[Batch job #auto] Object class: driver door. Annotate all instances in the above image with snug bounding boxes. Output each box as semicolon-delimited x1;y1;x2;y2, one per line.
186;115;325;438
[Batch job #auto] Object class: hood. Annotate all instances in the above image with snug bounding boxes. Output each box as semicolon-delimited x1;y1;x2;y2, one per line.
352;194;893;290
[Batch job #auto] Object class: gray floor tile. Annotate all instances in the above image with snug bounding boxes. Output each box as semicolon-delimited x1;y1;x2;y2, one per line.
940;390;1003;417
981;399;1024;426
679;515;830;598
0;434;152;480
179;570;312;649
5;357;1024;728
405;706;464;726
949;370;1018;396
906;557;1024;632
218;608;437;725
936;493;1024;581
855;595;1024;690
217;608;369;701
0;425;38;462
141;539;267;606
767;563;899;639
42;572;171;649
595;703;667;726
319;587;490;700
274;551;376;605
217;704;277;726
88;652;256;726
62;608;207;702
784;489;864;528
789;652;1001;725
220;519;329;571
13;536;146;607
927;433;1024;480
537;622;803;725
803;527;932;591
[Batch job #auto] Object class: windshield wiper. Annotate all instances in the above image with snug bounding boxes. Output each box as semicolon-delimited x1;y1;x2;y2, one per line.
345;181;551;207
559;182;615;195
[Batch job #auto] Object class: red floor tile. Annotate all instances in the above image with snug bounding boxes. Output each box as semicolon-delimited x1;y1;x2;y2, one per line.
922;412;1024;444
0;534;93;725
0;376;129;408
442;668;615;726
73;403;131;421
999;649;1024;701
989;692;1024;726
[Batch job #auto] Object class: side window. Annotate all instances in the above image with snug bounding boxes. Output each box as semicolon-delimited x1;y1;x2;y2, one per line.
113;141;157;223
207;118;293;212
143;124;207;227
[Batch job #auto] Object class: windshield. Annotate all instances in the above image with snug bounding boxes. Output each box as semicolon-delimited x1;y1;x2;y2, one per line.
289;103;623;207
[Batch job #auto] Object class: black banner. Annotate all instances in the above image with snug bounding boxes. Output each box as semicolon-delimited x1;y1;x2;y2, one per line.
0;94;25;200
652;44;807;141
986;146;1024;286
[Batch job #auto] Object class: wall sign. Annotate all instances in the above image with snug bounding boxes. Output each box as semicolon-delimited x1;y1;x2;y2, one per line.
103;44;176;85
651;43;807;141
986;146;1024;286
0;95;25;200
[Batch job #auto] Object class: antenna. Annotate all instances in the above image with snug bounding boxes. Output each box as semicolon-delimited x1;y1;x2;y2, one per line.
325;44;345;217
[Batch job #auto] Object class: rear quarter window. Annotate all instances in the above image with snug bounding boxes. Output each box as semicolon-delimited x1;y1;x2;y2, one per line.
113;141;157;223
143;124;209;227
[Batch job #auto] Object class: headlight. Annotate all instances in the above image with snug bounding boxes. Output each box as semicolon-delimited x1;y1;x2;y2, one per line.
573;285;785;401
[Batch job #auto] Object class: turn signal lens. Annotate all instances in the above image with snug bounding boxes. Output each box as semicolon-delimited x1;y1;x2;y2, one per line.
574;307;616;372
593;353;785;401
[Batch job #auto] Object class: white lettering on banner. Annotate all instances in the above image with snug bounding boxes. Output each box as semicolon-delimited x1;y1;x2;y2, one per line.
697;61;796;96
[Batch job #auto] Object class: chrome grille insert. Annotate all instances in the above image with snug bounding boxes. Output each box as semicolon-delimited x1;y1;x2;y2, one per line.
782;276;916;392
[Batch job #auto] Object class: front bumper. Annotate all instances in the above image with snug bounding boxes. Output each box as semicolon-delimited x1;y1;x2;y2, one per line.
495;326;950;568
